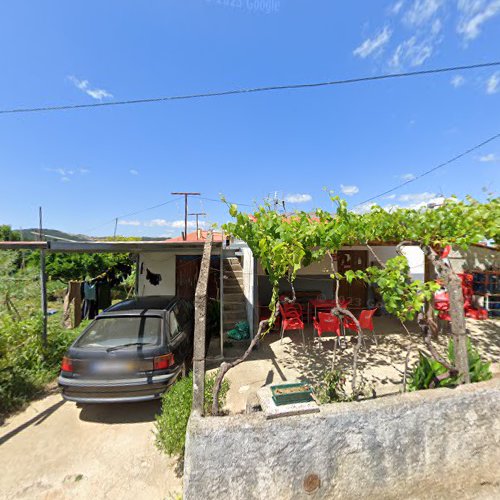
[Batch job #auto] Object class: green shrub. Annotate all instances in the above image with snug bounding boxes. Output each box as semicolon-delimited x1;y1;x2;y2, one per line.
408;339;492;391
155;373;230;457
315;369;371;404
0;313;84;416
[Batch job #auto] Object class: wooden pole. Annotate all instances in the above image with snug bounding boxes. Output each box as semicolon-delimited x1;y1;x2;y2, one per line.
171;192;201;241
188;212;206;234
39;207;48;348
192;231;213;416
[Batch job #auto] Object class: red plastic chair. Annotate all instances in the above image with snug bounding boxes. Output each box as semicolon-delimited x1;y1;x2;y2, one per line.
313;312;342;350
338;298;351;309
344;308;378;345
283;302;303;320
313;312;341;337
279;304;305;344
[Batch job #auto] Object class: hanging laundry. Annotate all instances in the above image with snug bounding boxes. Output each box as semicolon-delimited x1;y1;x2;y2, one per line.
97;281;112;311
146;268;162;286
82;281;98;319
83;282;97;301
82;297;98;320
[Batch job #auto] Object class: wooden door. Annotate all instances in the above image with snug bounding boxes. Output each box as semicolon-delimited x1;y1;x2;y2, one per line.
176;256;201;300
337;250;368;308
176;256;220;300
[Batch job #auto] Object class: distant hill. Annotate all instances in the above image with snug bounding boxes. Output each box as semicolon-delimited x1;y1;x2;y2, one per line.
18;228;167;242
19;228;94;242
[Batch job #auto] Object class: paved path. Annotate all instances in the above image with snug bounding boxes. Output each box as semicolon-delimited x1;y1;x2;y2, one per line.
0;389;181;499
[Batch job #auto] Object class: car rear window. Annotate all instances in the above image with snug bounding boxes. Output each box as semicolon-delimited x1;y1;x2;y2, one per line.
75;316;162;349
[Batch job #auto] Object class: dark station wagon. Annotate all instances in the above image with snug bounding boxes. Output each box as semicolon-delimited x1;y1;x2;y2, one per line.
58;296;194;403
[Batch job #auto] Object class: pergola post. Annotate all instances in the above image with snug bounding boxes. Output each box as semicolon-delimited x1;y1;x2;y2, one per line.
191;231;213;416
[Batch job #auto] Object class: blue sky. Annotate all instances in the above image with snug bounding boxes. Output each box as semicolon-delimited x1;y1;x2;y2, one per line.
0;0;499;238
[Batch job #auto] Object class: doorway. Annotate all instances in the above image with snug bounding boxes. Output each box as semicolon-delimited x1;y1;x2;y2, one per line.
337;250;368;308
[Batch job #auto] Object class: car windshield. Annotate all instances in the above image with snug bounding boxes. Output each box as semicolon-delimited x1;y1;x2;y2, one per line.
75;316;162;349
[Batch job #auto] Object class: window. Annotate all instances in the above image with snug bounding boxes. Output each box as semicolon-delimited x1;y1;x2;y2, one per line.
169;309;182;339
75;316;162;349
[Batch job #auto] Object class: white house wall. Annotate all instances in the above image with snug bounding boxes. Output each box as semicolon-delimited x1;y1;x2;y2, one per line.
256;245;424;281
137;248;221;297
137;252;177;296
239;246;255;334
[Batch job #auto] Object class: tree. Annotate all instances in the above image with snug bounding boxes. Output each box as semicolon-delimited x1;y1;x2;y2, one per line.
0;225;21;242
210;195;499;413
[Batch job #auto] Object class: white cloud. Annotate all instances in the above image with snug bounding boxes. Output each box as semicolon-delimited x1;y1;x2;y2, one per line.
390;35;436;67
457;0;500;41
401;173;416;181
340;184;360;196
144;219;197;229
389;0;444;69
170;220;196;229
353;26;392;58
486;72;500;94
383;194;397;199
129;169;139;175
68;75;113;101
398;192;436;202
396;192;448;209
46;167;89;182
353;202;377;214
354;193;449;213
404;0;444;26
450;75;465;88
284;193;312;203
119;220;141;226
86;88;113;100
479;153;499;162
145;219;170;227
389;1;406;15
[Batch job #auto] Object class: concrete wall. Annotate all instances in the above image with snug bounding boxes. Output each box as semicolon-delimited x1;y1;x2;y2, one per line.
184;378;500;500
448;245;499;273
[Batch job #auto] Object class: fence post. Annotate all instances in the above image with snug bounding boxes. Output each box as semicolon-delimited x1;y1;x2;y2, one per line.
191;231;213;416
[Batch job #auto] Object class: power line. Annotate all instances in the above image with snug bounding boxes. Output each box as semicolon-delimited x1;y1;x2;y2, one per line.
200;196;253;207
1;61;499;115
85;196;183;233
354;131;500;207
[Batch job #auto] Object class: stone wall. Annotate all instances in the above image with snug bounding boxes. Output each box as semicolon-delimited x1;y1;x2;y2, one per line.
184;378;500;499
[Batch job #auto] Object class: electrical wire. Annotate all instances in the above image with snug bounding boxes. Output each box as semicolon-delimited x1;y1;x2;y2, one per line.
85;196;183;233
354;131;500;207
200;196;253;208
1;62;499;115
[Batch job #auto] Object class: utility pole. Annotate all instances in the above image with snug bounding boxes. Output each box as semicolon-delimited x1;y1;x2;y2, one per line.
188;212;206;235
39;207;48;347
171;192;201;240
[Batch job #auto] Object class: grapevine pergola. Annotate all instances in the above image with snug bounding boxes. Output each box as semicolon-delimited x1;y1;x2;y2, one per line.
211;195;499;414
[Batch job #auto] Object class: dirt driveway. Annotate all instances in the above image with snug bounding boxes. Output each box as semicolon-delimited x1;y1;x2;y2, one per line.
0;389;181;499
